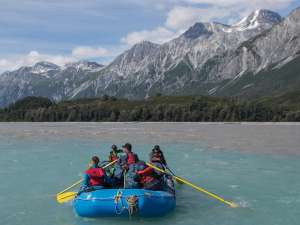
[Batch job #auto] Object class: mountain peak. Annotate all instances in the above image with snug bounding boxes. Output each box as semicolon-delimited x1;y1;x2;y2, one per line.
287;6;300;22
233;9;282;31
114;40;159;61
65;61;104;72
131;40;160;50
182;22;213;39
31;61;60;74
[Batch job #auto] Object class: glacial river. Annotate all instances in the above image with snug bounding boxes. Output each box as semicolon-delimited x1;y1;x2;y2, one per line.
0;122;299;225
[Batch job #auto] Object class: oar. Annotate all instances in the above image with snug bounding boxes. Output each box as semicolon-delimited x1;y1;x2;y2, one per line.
57;191;79;204
164;165;184;184
146;163;238;208
56;159;118;204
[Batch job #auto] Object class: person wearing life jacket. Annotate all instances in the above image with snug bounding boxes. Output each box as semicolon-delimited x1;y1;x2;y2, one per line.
119;143;140;188
149;145;167;166
82;156;106;189
106;144;123;179
108;144;123;162
149;146;175;194
122;143;138;169
136;156;164;190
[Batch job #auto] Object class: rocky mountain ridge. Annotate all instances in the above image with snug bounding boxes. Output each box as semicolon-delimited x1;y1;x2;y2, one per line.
0;8;299;107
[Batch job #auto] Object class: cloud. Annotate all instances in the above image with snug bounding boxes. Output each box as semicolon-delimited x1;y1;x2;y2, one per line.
0;51;74;72
121;27;179;46
165;6;230;30
72;46;110;58
124;0;296;12
0;45;118;72
183;0;295;9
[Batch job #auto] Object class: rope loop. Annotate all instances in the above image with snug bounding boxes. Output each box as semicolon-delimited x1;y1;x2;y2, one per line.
126;195;138;217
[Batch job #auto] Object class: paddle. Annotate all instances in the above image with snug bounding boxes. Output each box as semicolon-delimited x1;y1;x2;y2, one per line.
146;162;238;208
56;159;118;204
164;165;184;184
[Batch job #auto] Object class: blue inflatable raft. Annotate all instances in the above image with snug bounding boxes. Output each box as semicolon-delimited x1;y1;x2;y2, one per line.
74;188;176;217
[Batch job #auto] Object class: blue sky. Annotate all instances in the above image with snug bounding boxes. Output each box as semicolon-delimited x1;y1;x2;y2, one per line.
0;0;299;71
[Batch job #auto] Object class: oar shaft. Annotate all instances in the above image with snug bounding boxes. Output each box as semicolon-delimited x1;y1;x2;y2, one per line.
58;179;83;195
173;176;231;206
146;163;232;207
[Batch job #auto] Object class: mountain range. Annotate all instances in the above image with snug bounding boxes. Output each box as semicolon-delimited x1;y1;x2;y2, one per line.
0;8;299;107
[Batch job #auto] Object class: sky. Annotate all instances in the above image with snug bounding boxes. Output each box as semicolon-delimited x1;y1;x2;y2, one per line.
0;0;299;72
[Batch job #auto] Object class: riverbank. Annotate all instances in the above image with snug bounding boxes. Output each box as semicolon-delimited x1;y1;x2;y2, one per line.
1;92;300;122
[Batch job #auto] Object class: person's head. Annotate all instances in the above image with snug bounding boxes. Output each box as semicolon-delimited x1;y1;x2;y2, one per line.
152;145;162;156
111;144;117;151
122;143;132;153
90;156;100;167
153;145;160;151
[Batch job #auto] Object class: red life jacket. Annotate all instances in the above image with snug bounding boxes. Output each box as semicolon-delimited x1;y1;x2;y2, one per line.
85;167;105;186
126;152;136;165
110;154;118;162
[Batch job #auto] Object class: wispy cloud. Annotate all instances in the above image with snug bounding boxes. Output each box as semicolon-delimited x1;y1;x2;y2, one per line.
0;51;73;72
0;45;124;72
165;6;231;30
121;27;180;46
72;46;111;58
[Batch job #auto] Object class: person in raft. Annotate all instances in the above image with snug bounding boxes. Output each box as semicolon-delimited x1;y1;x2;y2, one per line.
106;144;123;177
149;145;167;166
108;144;123;162
136;154;165;190
82;156;106;190
112;143;140;188
121;143;139;169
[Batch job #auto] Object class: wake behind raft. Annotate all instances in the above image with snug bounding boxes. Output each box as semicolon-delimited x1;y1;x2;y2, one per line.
74;188;176;217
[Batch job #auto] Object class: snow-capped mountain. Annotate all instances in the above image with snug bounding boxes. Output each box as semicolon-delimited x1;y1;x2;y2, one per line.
231;9;282;32
30;61;61;75
71;9;285;99
0;61;104;106
64;61;104;72
0;8;299;107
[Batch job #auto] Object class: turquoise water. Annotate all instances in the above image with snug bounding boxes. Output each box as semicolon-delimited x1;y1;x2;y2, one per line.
0;123;299;225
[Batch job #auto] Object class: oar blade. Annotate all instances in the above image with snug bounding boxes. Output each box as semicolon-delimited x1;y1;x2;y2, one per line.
56;192;77;204
228;201;239;208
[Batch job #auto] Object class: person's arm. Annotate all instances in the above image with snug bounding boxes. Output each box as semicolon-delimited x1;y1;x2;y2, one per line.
162;155;167;166
82;174;90;187
137;166;154;176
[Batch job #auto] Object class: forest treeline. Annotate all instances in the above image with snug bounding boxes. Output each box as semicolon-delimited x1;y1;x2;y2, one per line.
0;93;300;122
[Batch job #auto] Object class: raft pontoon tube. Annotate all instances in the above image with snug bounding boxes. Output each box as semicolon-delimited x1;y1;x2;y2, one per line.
74;189;176;217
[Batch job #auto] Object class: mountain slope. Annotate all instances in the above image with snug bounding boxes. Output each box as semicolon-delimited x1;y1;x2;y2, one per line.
72;9;282;100
0;61;104;106
1;9;299;107
215;53;300;98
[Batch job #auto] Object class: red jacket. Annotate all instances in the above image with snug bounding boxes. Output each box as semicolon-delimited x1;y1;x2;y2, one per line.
85;167;105;186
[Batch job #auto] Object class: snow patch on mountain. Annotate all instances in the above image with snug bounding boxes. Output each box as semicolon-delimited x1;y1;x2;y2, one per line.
65;61;104;72
30;61;61;76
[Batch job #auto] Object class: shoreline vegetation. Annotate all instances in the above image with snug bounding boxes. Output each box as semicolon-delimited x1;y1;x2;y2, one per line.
0;93;300;122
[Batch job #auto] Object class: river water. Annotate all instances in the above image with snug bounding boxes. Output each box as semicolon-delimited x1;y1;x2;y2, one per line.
0;122;299;225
